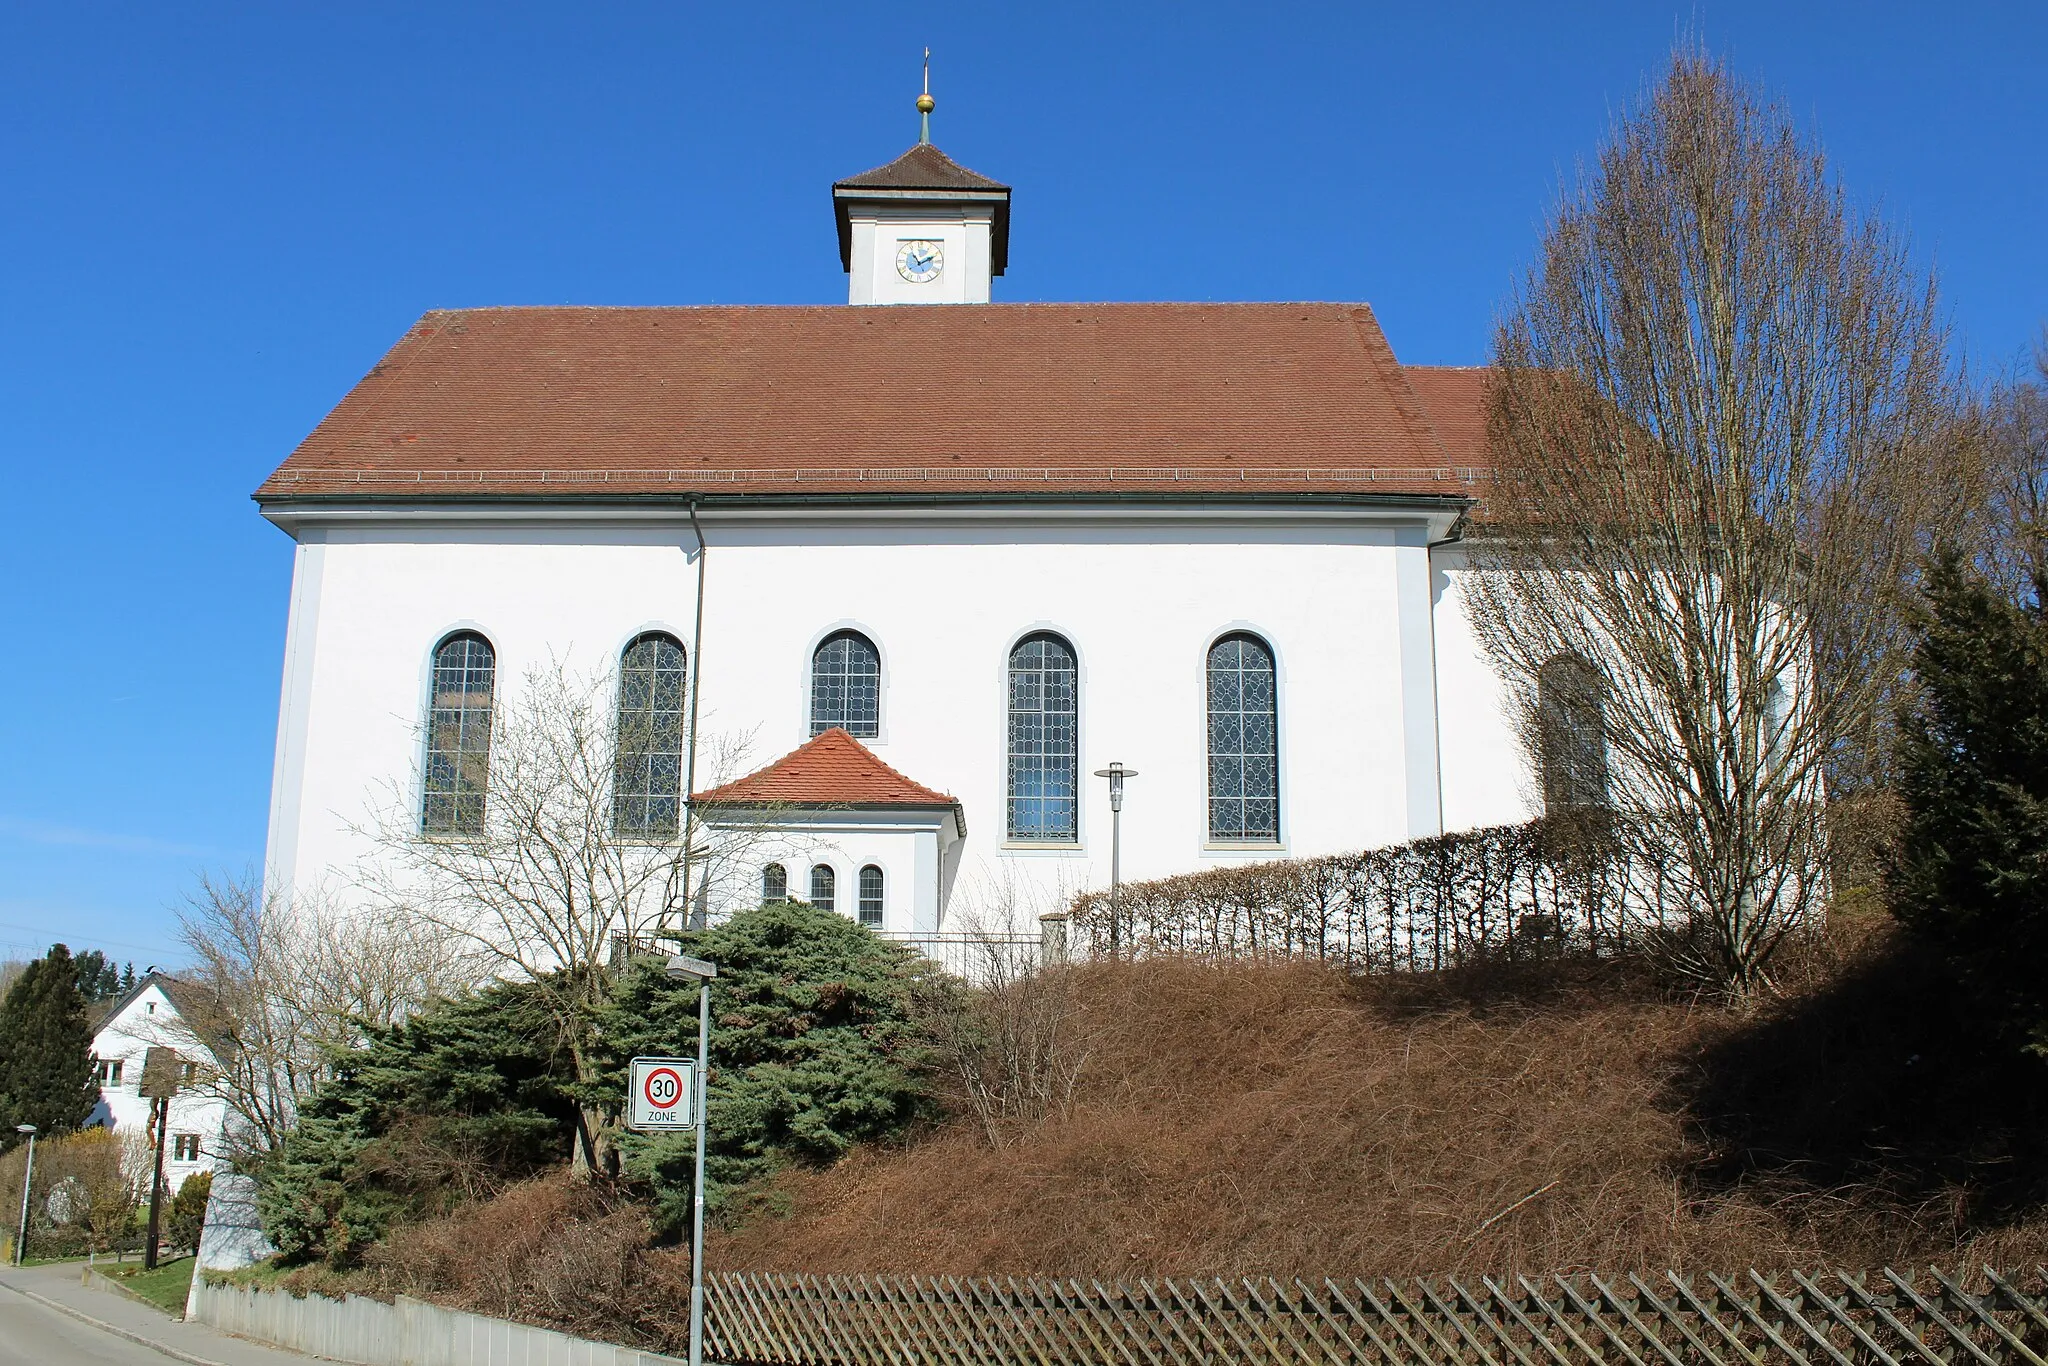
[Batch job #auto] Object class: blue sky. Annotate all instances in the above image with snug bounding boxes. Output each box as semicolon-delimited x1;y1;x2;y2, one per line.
0;2;2041;968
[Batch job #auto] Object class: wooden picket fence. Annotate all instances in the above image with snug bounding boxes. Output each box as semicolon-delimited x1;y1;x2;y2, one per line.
703;1268;2048;1366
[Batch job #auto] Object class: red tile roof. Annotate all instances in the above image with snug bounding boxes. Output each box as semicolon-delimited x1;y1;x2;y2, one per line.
1404;365;1495;468
255;304;1498;504
693;729;963;831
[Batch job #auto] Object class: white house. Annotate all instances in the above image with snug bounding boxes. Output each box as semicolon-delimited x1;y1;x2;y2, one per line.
255;114;1534;938
89;975;229;1190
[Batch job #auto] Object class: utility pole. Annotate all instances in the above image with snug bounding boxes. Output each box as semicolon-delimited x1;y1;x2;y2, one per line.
139;1047;182;1270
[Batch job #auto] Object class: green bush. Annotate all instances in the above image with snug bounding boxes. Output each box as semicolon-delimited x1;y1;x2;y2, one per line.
595;901;938;1237
257;979;579;1265
1891;550;2048;1053
167;1171;212;1253
257;902;934;1263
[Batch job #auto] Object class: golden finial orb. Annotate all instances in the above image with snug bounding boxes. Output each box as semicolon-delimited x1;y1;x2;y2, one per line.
917;92;935;114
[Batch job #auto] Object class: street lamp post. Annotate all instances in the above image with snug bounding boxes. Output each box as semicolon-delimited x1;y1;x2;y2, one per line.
13;1124;35;1266
664;953;719;1366
1092;763;1139;957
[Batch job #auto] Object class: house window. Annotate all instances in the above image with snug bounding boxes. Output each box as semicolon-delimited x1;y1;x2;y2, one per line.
614;632;688;839
422;632;496;834
762;863;788;903
95;1058;123;1087
180;1061;198;1085
810;631;881;737
1538;654;1609;812
1007;633;1079;841
858;865;884;927
810;864;836;912
173;1134;200;1162
1207;633;1280;841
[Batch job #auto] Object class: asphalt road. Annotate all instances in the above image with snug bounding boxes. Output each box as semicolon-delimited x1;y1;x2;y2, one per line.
0;1286;190;1364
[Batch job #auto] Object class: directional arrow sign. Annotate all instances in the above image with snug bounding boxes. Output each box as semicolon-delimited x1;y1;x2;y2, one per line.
628;1056;697;1131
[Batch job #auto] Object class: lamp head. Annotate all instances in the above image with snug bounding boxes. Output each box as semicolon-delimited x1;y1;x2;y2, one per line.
14;1124;34;1135
664;953;719;984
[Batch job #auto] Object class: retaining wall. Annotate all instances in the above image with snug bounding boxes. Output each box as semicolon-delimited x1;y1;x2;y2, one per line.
189;1274;683;1366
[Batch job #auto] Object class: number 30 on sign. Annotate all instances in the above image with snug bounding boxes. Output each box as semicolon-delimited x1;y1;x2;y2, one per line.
628;1056;697;1131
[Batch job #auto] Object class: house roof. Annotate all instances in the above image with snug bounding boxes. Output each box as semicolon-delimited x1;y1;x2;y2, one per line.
256;303;1495;506
90;972;222;1054
693;728;964;833
832;143;1012;273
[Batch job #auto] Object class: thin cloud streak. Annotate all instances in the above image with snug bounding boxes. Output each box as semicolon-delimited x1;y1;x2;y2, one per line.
0;814;220;860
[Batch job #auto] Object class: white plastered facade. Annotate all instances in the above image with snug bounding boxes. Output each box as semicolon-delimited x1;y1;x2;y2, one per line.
89;982;230;1191
260;502;1536;936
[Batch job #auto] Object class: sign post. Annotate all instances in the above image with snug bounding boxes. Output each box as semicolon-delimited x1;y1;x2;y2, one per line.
651;952;718;1366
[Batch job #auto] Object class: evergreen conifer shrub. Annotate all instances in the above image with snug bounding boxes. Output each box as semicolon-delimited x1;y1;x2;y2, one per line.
1891;550;2048;1053
256;901;933;1263
595;900;936;1237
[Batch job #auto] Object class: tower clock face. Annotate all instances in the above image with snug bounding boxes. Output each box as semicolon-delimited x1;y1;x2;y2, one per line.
895;240;944;284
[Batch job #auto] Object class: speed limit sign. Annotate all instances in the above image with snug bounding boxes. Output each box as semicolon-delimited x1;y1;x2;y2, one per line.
627;1056;697;1131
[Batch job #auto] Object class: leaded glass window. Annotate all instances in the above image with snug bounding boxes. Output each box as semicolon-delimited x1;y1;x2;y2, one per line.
810;864;836;912
858;865;884;927
810;631;881;737
422;632;495;835
1538;654;1609;812
762;863;787;904
1007;633;1079;841
614;633;687;839
1207;633;1280;841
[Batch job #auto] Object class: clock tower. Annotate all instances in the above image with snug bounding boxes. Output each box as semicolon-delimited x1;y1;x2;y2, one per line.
833;78;1011;305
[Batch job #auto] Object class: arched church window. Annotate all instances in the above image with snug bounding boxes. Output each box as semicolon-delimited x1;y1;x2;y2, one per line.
1537;654;1609;812
858;865;885;927
762;863;788;904
421;632;496;835
1007;633;1079;841
1207;633;1280;841
614;632;687;839
810;631;880;737
810;864;837;912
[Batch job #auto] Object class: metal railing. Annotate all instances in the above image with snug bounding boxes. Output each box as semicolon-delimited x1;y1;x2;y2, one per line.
702;1268;2048;1366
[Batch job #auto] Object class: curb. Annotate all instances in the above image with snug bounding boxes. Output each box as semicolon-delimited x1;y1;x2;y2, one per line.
0;1273;235;1366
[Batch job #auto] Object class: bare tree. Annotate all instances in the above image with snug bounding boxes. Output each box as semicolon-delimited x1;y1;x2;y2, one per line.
1968;332;2048;600
916;876;1093;1149
355;658;780;1175
1465;51;1963;995
167;870;478;1161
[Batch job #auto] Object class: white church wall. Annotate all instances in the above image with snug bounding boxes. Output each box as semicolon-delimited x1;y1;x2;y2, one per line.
1430;544;1540;833
266;506;1460;934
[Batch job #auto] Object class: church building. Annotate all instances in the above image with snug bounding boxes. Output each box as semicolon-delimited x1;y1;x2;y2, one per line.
255;96;1526;940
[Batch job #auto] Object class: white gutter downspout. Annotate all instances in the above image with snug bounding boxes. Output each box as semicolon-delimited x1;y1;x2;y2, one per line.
678;500;709;930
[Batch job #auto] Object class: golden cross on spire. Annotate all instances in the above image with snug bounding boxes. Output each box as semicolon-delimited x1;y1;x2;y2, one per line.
917;48;935;144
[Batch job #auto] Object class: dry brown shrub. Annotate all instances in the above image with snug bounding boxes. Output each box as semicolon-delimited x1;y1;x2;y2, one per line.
709;945;2048;1278
357;1174;688;1349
